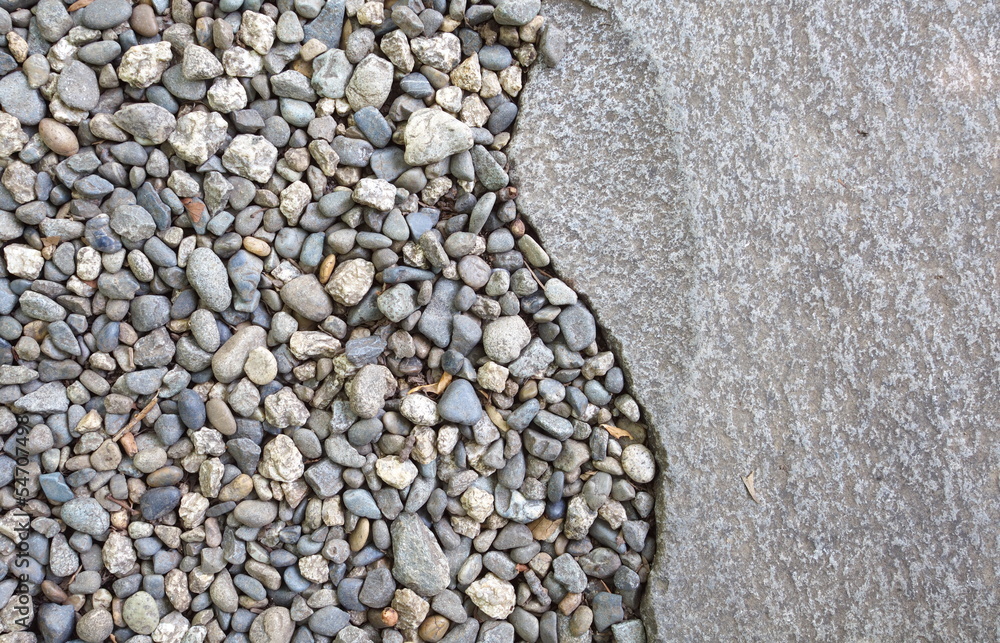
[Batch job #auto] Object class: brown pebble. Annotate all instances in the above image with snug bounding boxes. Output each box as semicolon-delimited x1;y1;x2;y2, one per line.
130;4;159;38
318;254;337;283
146;465;185;487
568;605;593;635
558;592;582;615
367;607;398;628
41;580;68;604
218;474;254;502
289;58;313;77
206;398;237;435
38;118;79;156
418;615;450;642
349;517;370;552
243;237;270;256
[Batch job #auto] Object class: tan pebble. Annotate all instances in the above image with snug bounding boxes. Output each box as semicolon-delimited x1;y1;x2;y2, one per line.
349;517;369;552
243;237;270;256
38;118;79;156
244;346;277;385
300;38;327;61
318;254;337;283
369;607;398;628
41;580;68;604
110;510;129;530
130;4;159;38
206;398;237;435
6;31;27;62
218;474;253;502
418;615;450;642
289;58;312;77
558;592;582;615
569;605;593;635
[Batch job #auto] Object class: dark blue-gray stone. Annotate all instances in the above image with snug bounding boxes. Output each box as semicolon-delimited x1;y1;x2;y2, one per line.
591;592;624;632
353;106;392;148
78;41;122;66
399;73;433;98
140;487;182;521
74;175;115;199
437;379;482;425
370;146;410;182
557;303;597;351
345;336;387;366
79;0;132;30
406;208;440;240
332;135;374;167
417;278;461;348
507;398;540;431
38;603;75;643
487;102;518;135
0;72;45;125
38;472;74;503
302;0;346;48
137;183;172;230
343;489;381;519
337;578;365;611
382;266;435;284
308;606;350;637
177;389;206;430
227;438;261;474
479;44;513;71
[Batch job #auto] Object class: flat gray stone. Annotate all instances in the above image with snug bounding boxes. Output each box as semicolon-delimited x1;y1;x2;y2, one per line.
509;0;999;638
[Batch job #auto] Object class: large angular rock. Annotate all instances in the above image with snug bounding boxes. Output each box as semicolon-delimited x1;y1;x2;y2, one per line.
390;513;449;596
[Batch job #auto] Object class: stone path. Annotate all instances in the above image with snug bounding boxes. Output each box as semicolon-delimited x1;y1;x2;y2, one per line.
510;0;1000;638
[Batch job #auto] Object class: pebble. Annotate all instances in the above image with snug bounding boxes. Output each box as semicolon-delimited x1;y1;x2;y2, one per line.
123;591;160;634
391;513;450;596
621;444;656;483
187;247;233;312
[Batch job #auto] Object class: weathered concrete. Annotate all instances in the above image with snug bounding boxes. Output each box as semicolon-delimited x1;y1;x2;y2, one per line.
510;0;1000;638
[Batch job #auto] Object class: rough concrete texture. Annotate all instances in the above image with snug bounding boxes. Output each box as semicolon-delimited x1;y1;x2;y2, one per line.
509;0;999;639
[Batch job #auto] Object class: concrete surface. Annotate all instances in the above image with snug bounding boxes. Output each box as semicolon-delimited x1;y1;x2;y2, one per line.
508;0;1000;639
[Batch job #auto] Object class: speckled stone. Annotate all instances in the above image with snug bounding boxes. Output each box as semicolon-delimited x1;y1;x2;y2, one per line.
508;0;1000;639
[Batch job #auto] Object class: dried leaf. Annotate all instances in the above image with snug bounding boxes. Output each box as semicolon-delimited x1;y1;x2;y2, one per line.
579;470;597;481
742;471;761;503
67;0;96;10
406;372;453;396
485;405;509;432
185;200;206;223
435;371;452;395
601;423;633;440
529;516;562;540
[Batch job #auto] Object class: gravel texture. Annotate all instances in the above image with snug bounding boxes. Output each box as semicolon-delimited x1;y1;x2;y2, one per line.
0;0;656;641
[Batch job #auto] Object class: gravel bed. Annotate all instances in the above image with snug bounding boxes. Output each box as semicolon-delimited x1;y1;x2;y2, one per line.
0;0;654;641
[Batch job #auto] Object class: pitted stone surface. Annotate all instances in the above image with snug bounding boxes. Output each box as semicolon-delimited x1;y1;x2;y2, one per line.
510;0;1000;638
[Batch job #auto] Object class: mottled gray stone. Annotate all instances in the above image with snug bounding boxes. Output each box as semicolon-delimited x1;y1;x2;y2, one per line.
509;0;1000;639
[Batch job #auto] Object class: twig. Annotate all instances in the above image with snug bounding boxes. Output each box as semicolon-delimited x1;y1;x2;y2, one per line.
106;496;138;514
113;395;159;442
523;263;545;288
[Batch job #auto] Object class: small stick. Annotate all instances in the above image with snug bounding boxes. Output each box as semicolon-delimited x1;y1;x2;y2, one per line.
523;264;545;288
106;496;137;514
113;395;159;442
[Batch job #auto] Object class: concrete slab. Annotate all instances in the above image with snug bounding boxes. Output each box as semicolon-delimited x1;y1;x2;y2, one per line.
509;0;1000;638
